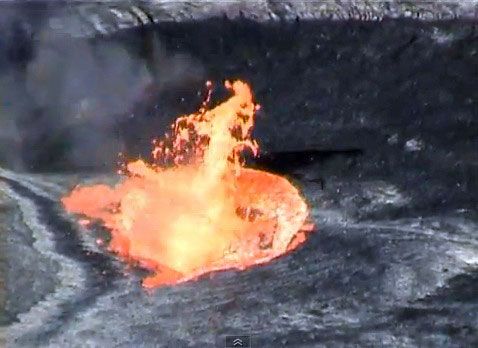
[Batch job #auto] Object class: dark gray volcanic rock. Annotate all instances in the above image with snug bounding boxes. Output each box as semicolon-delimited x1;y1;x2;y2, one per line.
1;18;477;175
0;188;59;325
1;1;478;39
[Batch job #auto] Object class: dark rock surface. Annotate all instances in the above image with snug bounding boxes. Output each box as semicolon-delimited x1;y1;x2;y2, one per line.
1;1;477;39
0;188;59;325
0;15;477;175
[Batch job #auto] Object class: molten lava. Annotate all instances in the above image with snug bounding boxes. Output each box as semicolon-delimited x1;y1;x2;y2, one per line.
62;80;313;288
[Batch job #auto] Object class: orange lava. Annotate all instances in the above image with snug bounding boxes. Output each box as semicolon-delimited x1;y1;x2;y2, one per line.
62;80;313;288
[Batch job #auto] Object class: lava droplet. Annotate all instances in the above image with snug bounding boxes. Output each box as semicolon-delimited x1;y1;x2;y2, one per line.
62;80;313;288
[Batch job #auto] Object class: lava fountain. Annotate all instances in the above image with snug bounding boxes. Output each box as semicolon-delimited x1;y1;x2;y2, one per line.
62;80;313;288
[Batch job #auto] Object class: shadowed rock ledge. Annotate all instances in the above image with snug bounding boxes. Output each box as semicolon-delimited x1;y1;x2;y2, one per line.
1;1;477;39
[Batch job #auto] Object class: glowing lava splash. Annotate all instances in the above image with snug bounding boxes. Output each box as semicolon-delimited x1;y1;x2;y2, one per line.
62;80;313;288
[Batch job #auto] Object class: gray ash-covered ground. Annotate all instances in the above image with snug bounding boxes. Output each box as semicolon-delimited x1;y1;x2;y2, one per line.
1;13;477;348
